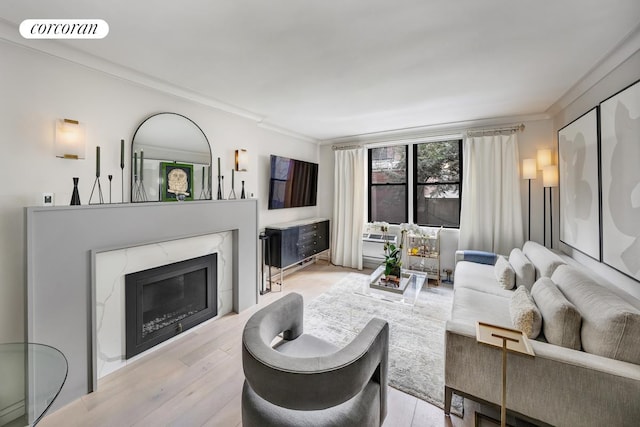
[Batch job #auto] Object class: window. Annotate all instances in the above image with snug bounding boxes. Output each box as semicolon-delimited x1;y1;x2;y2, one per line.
413;140;462;227
368;145;408;224
367;140;462;227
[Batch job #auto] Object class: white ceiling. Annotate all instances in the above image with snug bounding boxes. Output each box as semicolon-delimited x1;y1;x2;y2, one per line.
1;1;639;141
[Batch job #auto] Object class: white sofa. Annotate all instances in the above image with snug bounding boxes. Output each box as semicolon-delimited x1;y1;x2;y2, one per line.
444;241;640;427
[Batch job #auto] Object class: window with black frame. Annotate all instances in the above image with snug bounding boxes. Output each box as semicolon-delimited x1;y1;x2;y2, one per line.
413;140;462;227
368;145;408;224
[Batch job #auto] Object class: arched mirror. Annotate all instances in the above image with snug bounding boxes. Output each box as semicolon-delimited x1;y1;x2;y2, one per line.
131;113;212;202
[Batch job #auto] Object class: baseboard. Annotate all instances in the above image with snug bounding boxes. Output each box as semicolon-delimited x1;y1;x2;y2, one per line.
0;400;25;426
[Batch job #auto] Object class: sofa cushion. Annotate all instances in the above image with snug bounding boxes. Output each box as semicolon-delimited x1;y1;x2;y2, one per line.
494;255;515;290
509;248;535;290
509;286;542;339
522;241;565;279
552;265;640;364
454;261;515;298
452;287;513;328
531;277;582;350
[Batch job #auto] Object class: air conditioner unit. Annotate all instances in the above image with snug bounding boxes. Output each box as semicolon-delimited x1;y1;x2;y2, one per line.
362;233;396;268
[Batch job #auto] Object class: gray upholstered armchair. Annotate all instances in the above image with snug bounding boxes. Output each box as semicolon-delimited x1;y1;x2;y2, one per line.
242;292;389;427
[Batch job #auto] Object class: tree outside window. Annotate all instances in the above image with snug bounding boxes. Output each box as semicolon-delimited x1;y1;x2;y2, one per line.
414;140;462;227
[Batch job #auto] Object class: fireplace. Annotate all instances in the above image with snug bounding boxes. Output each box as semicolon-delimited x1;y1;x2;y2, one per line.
125;253;217;359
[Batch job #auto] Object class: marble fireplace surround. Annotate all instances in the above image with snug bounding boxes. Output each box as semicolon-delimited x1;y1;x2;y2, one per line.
95;232;233;379
25;200;258;411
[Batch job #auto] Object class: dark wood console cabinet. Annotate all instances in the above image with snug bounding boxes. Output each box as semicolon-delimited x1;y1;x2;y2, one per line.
265;218;330;269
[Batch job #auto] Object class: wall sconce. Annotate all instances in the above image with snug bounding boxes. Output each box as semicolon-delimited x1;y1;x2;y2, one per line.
537;148;551;170
55;119;86;159
542;164;558;249
235;149;248;171
522;158;537;240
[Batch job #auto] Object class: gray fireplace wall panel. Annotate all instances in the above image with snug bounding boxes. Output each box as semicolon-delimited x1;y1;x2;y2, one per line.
25;200;258;410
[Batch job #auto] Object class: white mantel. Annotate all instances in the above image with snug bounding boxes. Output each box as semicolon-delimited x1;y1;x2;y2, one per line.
25;200;258;411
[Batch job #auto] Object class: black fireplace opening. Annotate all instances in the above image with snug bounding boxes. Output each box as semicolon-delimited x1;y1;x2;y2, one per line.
125;253;217;359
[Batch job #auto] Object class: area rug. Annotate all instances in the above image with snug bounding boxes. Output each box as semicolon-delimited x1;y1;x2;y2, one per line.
304;272;464;414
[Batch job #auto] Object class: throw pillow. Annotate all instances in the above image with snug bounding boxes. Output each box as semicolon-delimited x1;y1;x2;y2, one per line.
509;286;542;339
552;265;640;365
531;277;582;350
494;255;515;290
522;241;565;278
509;248;535;290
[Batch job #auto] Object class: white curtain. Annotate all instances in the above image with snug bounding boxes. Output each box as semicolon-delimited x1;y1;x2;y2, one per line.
331;147;365;269
458;133;524;255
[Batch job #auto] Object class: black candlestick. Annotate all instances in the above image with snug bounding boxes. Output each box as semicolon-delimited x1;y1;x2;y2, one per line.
89;146;104;204
120;139;125;203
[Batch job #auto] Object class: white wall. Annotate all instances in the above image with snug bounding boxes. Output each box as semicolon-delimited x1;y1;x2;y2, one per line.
0;41;319;342
552;49;640;299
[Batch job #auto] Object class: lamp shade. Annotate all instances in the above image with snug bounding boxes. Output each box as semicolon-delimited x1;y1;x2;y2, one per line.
235;149;248;171
522;158;537;180
55;119;85;159
537;149;551;170
543;165;558;188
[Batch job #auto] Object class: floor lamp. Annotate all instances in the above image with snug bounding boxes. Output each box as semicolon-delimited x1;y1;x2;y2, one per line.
522;159;537;241
537;149;552;247
543;165;558;249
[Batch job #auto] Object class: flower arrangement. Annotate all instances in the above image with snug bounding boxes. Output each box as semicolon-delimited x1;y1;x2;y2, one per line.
371;221;403;280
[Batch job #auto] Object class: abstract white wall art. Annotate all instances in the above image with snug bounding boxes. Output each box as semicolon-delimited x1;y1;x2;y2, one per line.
558;108;600;260
600;79;640;282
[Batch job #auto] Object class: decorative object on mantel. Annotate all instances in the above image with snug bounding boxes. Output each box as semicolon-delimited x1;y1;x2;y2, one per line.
70;177;81;205
216;157;223;200
220;175;225;200
108;175;113;204
89;146;104;204
475;321;535;427
132;151;148;202
130;112;212;203
207;165;212;199
199;166;207;200
160;162;193;202
228;169;237;199
55;118;85;159
120;139;125;203
241;180;246;199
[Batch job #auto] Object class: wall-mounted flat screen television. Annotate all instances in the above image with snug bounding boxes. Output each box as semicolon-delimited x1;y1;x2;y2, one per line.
268;155;318;209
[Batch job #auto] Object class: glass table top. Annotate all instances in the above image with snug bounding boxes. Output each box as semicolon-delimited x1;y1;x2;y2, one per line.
0;343;68;426
358;265;427;306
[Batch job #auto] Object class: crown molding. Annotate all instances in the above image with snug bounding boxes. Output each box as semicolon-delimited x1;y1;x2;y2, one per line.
546;23;640;117
256;121;317;143
320;113;550;146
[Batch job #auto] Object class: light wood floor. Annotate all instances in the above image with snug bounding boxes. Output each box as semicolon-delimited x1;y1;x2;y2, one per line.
39;263;479;427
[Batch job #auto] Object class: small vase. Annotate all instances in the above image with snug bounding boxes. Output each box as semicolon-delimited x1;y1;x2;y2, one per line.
70;177;81;206
240;181;246;199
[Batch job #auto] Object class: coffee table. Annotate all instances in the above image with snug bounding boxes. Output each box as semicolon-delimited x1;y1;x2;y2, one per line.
357;265;426;305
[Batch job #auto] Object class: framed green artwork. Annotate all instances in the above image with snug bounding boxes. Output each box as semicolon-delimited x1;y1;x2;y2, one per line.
160;162;194;201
